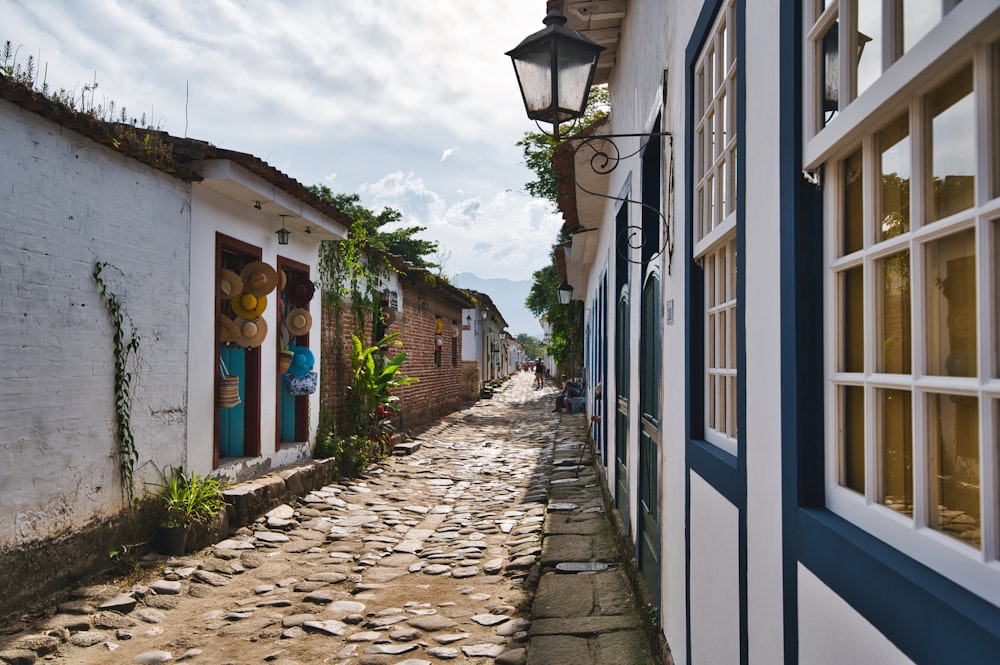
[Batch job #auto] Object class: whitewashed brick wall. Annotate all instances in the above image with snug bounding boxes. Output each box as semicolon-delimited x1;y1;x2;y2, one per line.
0;99;192;550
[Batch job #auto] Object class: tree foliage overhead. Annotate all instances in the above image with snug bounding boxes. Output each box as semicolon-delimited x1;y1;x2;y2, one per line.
309;186;439;269
525;260;583;373
515;86;609;204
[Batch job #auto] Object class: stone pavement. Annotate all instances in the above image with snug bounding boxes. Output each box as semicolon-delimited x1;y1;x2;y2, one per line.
0;372;661;665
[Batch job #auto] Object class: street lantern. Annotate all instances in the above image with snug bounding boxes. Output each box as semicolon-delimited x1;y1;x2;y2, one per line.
480;306;489;321
276;215;291;245
506;9;605;136
557;281;574;305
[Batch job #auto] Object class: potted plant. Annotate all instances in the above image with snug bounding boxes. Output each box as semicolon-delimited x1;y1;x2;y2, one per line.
154;466;224;555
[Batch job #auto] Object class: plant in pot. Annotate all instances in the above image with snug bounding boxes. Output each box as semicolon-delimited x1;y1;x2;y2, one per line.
154;466;224;555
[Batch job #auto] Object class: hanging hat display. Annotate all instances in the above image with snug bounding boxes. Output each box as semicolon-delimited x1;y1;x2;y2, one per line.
285;274;315;307
285;307;312;336
218;315;240;344
218;269;243;300
382;308;396;326
231;292;267;319
287;344;315;377
234;316;268;348
279;270;287;291
240;261;278;296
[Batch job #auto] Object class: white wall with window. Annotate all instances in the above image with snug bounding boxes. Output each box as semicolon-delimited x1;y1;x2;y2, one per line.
805;0;1000;636
695;0;739;456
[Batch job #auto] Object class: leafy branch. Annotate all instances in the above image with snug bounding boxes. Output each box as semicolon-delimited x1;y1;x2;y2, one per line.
93;261;141;503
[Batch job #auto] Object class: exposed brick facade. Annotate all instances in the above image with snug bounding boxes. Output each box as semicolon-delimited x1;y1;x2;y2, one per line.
319;270;477;436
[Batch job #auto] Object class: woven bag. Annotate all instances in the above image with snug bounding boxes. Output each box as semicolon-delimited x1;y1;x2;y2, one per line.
218;359;241;409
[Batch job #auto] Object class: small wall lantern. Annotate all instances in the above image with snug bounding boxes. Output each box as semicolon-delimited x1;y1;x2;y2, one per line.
276;215;291;245
557;281;574;305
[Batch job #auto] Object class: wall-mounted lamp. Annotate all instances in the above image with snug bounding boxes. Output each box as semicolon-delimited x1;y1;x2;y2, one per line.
276;214;291;245
507;9;674;270
480;307;488;321
556;281;574;305
466;314;472;326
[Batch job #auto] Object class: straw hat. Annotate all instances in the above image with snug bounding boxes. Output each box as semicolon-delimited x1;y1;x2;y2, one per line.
218;269;243;300
285;307;312;336
287;345;315;376
231;292;267;319
285;274;315;307
234;316;268;348
218;314;240;343
240;261;278;296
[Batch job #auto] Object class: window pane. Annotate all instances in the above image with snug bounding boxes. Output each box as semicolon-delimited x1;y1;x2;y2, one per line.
843;149;865;254
929;66;975;221
842;266;865;373
928;392;980;549
879;250;912;374
822;20;841;127
903;0;942;55
857;3;882;97
879;389;913;516
925;229;977;377
879;115;911;241
996;220;1000;378
841;385;866;493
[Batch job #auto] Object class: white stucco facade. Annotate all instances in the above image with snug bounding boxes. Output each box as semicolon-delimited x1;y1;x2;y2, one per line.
0;97;191;549
552;0;1000;662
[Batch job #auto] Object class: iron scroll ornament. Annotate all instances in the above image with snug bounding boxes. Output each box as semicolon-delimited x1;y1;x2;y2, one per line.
563;132;675;272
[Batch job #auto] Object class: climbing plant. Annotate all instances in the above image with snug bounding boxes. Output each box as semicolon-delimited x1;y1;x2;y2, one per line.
93;262;141;503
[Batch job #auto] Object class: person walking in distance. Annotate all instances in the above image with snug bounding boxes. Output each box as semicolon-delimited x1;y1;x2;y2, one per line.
534;358;545;389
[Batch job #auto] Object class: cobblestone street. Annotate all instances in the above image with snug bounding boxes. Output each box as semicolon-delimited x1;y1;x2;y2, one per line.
1;371;658;665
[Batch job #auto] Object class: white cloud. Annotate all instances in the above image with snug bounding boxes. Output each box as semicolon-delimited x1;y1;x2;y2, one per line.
1;0;555;281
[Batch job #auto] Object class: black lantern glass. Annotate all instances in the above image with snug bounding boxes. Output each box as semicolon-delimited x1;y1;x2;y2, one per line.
557;281;573;305
276;215;291;245
506;9;605;134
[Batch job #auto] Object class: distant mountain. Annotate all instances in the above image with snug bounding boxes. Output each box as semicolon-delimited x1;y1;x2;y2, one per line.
452;272;541;338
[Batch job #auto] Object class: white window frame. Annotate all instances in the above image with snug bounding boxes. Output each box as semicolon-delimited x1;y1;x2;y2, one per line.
694;0;739;454
809;0;1000;606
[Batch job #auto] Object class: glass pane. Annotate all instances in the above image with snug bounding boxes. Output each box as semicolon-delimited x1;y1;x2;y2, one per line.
822;20;841;127
903;0;942;54
857;2;882;97
996;220;1000;378
925;229;977;377
841;385;865;493
879;250;912;374
842;266;864;373
879;389;912;516
879;115;911;241
929;66;975;221
928;392;980;549
843;148;864;255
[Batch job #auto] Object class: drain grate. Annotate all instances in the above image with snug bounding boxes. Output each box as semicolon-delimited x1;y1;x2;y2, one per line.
555;562;610;573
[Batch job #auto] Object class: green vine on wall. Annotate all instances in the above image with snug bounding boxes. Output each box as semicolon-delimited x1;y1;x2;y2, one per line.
315;221;394;440
93;261;141;503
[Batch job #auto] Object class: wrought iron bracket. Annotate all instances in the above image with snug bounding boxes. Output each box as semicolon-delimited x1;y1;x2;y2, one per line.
563;132;675;272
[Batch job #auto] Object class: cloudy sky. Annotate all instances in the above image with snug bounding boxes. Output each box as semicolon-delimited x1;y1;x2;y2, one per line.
2;0;561;282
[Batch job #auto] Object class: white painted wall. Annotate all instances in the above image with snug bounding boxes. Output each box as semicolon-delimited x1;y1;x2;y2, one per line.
743;0;787;662
798;565;916;665
0;98;191;549
690;473;741;665
187;178;326;477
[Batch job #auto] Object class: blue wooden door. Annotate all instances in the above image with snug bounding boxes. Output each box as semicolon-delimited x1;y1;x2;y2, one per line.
218;344;245;458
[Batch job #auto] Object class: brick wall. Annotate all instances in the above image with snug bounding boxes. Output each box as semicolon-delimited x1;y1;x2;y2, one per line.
319;284;474;436
0;99;191;551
